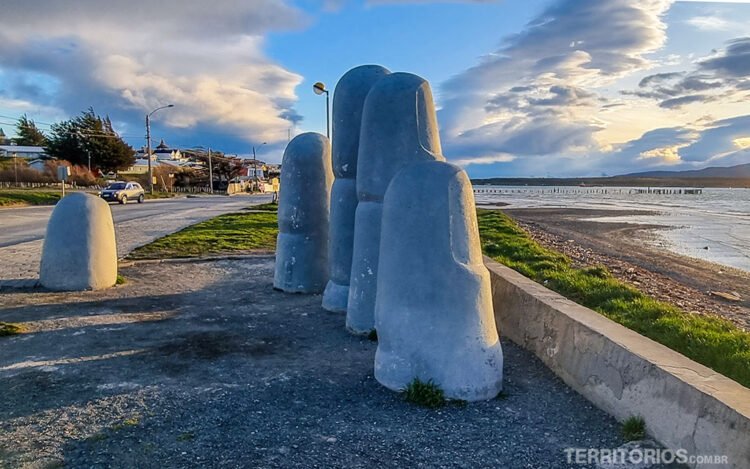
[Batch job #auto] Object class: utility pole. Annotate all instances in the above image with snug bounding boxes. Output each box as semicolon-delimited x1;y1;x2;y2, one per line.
13;152;18;185
145;114;153;194
252;143;267;192
208;147;214;194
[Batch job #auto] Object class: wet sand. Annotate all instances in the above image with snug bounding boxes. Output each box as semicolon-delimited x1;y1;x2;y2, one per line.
501;207;750;331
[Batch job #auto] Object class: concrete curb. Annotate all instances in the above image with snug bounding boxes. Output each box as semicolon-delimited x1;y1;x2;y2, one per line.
485;255;750;468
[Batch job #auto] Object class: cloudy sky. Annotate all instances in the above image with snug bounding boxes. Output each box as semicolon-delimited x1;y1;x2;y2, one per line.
0;0;748;177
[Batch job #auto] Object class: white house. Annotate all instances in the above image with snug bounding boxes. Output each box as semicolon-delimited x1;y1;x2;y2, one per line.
135;140;189;163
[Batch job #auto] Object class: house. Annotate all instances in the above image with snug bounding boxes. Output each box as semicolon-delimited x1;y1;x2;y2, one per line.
28;158;50;172
0;128;10;145
135;140;189;163
0;144;47;160
121;158;152;175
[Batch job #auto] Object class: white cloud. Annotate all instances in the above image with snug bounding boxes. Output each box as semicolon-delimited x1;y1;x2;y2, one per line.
0;0;306;144
438;0;673;165
686;16;732;31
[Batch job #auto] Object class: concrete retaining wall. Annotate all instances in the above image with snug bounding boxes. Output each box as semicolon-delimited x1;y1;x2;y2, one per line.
485;256;750;468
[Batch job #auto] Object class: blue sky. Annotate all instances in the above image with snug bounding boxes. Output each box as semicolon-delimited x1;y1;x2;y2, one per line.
0;0;748;177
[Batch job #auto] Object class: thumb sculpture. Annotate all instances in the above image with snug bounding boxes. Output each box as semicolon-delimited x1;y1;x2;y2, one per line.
346;72;445;334
322;64;391;313
40;192;118;291
274;132;333;293
374;161;504;401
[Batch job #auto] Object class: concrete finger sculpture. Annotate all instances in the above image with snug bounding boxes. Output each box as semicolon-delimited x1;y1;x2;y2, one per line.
40;192;118;291
274;132;333;293
346;72;445;334
374;161;503;401
323;64;391;313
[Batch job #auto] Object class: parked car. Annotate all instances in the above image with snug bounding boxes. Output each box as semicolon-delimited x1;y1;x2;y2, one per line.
100;181;145;204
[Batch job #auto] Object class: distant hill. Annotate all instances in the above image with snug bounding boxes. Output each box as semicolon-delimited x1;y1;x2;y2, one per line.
472;163;750;188
619;163;750;179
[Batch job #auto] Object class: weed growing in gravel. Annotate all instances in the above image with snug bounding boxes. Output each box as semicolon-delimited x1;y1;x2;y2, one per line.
116;274;126;285
451;399;468;408
0;322;25;336
621;416;646;441
477;208;750;389
177;432;195;441
495;390;509;400
404;378;445;408
367;329;378;342
112;417;140;431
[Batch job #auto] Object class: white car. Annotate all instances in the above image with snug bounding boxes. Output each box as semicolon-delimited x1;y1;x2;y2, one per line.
100;181;145;204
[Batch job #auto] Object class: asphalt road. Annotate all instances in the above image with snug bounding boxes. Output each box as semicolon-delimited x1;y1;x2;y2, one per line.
0;194;271;282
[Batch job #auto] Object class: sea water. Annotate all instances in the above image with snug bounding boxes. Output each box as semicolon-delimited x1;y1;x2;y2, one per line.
474;186;750;273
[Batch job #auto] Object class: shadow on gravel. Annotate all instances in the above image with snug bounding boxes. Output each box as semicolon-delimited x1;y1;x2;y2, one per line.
0;258;636;468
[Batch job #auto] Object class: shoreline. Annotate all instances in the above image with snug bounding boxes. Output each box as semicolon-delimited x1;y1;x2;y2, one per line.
499;207;750;331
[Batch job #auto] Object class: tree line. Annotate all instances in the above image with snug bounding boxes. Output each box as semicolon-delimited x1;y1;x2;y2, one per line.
10;109;134;173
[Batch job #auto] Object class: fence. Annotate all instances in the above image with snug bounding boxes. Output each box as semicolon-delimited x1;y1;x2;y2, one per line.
172;186;213;194
0;181;103;190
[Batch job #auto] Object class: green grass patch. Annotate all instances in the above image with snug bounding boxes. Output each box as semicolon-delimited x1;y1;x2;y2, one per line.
404;378;445;408
0;322;26;336
0;190;60;207
621;416;646;441
115;274;126;285
477;209;750;388
245;202;278;212
127;211;277;260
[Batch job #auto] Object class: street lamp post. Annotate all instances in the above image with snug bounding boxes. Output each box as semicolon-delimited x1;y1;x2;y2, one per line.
145;104;174;195
252;142;267;192
313;82;330;139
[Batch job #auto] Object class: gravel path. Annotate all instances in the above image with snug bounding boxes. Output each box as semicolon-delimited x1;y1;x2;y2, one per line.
0;257;639;468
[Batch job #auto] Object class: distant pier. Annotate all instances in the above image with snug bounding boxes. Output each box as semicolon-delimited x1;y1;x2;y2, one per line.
472;187;703;195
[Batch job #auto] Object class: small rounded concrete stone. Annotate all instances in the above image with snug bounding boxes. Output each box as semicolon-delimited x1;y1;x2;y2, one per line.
274;132;333;294
39;192;118;291
323;64;391;313
374;161;503;401
346;72;445;334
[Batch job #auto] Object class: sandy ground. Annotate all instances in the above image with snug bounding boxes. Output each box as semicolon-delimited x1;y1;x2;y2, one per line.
503;208;750;331
0;256;639;468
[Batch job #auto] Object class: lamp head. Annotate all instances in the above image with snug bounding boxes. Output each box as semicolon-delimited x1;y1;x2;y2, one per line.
313;82;327;95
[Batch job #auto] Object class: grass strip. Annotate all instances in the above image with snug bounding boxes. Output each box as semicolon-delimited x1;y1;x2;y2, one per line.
127;211;277;260
0;190;61;207
477;208;750;388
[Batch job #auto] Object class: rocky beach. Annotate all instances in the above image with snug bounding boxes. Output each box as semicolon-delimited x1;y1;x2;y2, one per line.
501;207;750;331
